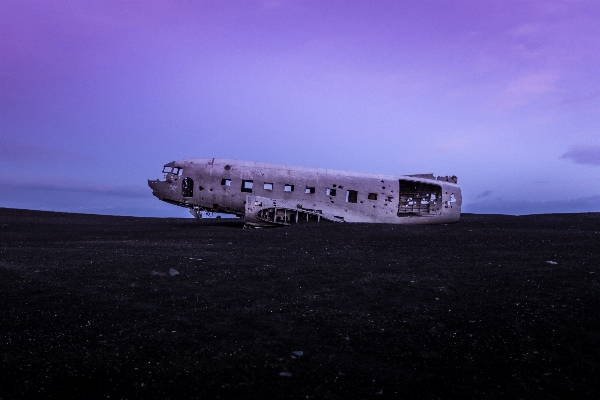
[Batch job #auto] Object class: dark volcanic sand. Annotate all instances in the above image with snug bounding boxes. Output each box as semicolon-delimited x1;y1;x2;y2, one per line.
1;208;599;399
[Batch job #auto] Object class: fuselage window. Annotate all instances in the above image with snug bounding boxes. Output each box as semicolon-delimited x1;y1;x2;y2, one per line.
305;187;315;194
221;179;231;186
326;188;337;196
368;193;378;200
241;180;253;193
264;183;273;190
346;190;358;203
284;184;294;192
182;177;194;197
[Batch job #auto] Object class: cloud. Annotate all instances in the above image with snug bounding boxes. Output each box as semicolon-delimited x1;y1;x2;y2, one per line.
505;71;558;98
0;139;87;164
491;70;560;111
0;178;170;216
560;144;600;166
435;138;470;152
0;179;149;198
476;190;493;198
560;90;600;105
507;23;543;38
463;195;600;215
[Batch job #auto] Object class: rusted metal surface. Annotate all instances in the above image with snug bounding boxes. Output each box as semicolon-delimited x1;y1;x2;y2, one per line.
148;158;462;227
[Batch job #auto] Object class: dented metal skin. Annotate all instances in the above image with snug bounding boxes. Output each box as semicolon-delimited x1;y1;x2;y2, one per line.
148;158;462;228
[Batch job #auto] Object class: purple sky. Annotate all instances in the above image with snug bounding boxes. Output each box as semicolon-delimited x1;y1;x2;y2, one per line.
1;0;599;217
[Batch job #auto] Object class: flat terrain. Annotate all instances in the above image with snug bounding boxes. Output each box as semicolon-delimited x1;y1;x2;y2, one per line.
1;208;599;399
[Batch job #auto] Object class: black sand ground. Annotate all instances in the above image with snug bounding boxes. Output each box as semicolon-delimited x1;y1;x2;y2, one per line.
1;208;599;399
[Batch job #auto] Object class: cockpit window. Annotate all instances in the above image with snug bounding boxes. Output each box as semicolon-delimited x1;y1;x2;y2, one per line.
162;166;182;175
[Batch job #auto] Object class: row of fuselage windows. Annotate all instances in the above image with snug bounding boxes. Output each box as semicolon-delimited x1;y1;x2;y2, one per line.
220;178;386;203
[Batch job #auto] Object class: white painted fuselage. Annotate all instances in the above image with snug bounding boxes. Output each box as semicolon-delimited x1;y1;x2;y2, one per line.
148;158;462;227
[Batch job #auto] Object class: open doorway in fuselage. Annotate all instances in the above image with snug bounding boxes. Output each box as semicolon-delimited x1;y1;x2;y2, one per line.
182;177;194;197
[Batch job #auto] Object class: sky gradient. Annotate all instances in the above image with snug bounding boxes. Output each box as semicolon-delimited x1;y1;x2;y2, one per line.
1;0;599;217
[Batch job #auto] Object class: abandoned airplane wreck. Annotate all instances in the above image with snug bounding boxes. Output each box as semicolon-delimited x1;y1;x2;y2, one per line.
148;158;462;228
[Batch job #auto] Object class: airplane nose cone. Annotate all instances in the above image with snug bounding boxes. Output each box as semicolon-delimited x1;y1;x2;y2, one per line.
148;179;162;197
148;178;181;201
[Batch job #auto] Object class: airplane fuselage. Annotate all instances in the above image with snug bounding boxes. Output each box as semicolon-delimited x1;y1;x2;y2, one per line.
148;158;462;227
